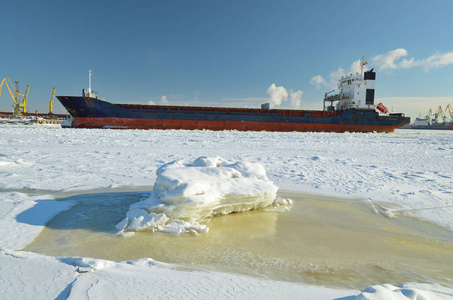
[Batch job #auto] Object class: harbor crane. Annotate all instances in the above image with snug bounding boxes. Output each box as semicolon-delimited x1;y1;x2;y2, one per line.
425;108;433;125
433;105;443;124
424;105;453;125
49;87;55;114
0;77;29;115
444;104;453;122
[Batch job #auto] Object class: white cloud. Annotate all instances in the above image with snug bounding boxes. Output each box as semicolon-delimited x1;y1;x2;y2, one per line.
309;75;327;89
371;48;408;71
310;61;364;90
265;84;303;108
371;49;453;72
400;52;453;71
311;67;344;90
350;59;368;74
160;96;169;105
289;90;303;108
310;50;453;93
328;67;346;87
266;83;288;107
148;95;170;105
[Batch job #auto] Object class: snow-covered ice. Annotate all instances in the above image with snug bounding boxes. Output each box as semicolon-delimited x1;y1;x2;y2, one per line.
1;126;453;299
116;156;280;234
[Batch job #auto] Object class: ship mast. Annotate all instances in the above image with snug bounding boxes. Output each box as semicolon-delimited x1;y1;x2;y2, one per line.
84;70;98;99
359;56;365;82
88;70;92;94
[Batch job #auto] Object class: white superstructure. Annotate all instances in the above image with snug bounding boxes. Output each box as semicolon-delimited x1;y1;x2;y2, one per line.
412;118;429;127
324;57;377;112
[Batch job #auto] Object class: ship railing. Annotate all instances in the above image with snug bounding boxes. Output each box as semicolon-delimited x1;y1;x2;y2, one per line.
323;92;342;116
324;94;341;102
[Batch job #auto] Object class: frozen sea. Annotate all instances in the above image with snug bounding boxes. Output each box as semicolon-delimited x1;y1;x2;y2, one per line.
1;125;453;299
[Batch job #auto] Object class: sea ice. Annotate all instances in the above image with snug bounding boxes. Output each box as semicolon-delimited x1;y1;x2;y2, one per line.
2;127;453;299
116;156;281;234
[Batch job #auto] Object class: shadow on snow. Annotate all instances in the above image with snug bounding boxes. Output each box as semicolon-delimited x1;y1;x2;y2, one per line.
16;190;150;233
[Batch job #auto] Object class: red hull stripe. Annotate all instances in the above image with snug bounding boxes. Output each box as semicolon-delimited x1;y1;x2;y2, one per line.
72;117;400;133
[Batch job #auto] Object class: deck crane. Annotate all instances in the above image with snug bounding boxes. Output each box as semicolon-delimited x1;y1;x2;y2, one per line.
0;78;29;115
49;87;55;114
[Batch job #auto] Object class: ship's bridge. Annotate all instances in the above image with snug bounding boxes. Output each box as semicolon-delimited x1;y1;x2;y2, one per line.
324;67;376;112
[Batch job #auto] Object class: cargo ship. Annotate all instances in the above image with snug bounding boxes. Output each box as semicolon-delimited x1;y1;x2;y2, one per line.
57;61;410;133
410;105;453;130
411;118;453;130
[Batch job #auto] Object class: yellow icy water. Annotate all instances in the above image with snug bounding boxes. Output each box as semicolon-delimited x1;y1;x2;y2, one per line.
23;189;453;289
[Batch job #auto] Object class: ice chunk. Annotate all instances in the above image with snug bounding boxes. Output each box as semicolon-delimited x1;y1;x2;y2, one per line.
117;156;282;234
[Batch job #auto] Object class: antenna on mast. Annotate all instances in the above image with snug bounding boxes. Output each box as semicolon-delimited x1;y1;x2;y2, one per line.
84;70;98;99
360;56;364;76
88;70;92;94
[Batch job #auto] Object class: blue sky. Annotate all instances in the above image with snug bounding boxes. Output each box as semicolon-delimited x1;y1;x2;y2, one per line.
1;0;453;119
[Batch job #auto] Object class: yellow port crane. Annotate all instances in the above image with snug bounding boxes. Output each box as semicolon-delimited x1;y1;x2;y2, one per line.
445;104;453;122
49;87;55;114
425;108;433;125
19;83;29;115
433;105;443;124
0;77;29;115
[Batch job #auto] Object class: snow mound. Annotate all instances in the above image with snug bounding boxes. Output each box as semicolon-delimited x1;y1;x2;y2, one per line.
116;156;282;234
346;283;453;300
60;256;116;273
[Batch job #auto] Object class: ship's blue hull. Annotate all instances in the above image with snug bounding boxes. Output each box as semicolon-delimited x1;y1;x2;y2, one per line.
57;96;410;132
